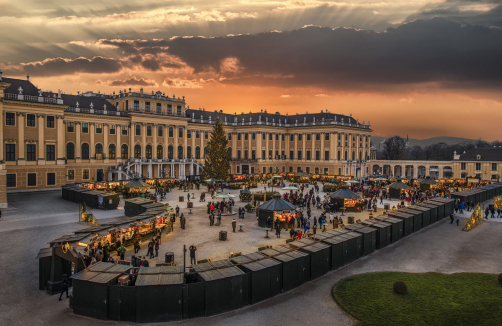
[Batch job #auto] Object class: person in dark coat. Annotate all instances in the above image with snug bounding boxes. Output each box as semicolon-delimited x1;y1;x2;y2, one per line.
147;240;154;259
59;274;70;301
189;245;197;264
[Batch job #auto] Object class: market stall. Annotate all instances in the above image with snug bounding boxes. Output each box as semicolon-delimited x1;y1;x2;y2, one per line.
293;171;310;183
386;180;413;200
329;186;364;212
417;176;438;191
256;193;297;228
240;187;252;202
123;178;151;199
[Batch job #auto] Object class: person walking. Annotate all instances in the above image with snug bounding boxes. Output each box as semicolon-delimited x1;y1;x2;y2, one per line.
119;244;126;260
189;245;197;264
156;228;162;244
176;205;180;217
155;239;160;257
147;240;154;259
180;214;186;229
134;237;140;254
232;218;237;232
217;213;221;225
450;214;454;224
276;224;281;238
58;274;70;301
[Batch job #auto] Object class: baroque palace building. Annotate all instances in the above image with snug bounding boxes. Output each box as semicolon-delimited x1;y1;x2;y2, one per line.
0;73;373;207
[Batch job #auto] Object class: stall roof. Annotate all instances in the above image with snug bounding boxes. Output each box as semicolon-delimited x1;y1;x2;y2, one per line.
71;262;130;283
35;247;52;260
49;233;92;245
329;186;361;199
135;266;184;286
124;179;151;189
387;181;412;190
260;248;296;263
257;194;296;211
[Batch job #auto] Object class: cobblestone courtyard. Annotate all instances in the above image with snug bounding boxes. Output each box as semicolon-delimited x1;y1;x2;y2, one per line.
1;187;501;326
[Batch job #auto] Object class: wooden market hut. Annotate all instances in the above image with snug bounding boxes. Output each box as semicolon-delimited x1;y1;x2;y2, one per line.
329;186;363;212
257;193;297;228
387;180;412;199
417;176;438;191
123;178;151;198
293;171;310;183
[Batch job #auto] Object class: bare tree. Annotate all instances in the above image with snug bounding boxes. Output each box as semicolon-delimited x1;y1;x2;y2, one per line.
407;145;424;160
383;136;406;160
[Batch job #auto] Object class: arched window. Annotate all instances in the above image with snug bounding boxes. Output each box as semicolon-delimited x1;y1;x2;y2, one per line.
157;145;163;159
168;145;173;159
169;127;173;137
187;146;192;159
95;143;103;159
228;147;232;160
178;145;183;159
66;143;74;159
81;143;89;159
121;144;128;159
146;145;152;159
109;144;116;159
134;145;141;159
195;146;201;159
204;146;208;158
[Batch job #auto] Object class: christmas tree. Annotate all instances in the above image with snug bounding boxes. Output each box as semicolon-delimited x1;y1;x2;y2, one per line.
202;118;230;180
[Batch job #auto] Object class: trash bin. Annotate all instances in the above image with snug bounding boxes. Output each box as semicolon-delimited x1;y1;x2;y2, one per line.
165;252;174;263
384;203;390;210
179;196;184;202
348;216;355;224
219;231;227;241
187;202;193;208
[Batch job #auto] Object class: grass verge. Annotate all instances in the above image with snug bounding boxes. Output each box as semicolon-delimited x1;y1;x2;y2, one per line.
332;272;502;326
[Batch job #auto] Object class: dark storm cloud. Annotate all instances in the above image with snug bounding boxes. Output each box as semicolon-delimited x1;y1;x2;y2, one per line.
97;77;156;86
153;18;502;90
22;56;122;76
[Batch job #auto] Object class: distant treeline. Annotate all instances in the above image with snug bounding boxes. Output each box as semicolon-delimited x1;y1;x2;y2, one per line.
375;136;500;161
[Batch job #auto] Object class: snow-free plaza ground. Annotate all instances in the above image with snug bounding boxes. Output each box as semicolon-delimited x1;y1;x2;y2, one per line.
1;185;502;325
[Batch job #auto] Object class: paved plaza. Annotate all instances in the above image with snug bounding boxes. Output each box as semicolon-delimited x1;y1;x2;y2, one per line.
1;186;501;326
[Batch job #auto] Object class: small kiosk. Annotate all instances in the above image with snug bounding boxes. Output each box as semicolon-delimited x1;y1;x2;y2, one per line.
387;180;412;200
256;193;297;228
417;176;438;191
293;171;310;183
329;186;363;212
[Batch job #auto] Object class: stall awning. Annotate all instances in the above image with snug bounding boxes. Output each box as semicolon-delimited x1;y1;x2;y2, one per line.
257;193;296;211
330;186;361;199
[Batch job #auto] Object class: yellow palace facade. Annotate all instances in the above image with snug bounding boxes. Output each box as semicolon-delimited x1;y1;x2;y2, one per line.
0;73;373;207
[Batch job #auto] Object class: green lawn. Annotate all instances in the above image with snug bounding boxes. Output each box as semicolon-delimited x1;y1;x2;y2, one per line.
332;272;502;326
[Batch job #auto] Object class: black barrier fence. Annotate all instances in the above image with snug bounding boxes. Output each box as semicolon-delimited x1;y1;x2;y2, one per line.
62;186;120;210
64;196;482;322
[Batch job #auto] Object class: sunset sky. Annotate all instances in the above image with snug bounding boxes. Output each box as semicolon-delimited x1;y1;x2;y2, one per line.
1;0;502;140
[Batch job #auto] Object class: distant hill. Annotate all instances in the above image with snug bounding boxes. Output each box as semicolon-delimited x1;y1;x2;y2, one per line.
371;136;479;149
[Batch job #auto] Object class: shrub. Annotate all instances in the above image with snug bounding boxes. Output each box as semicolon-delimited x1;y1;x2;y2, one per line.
498;273;502;286
252;191;279;201
393;281;408;295
244;204;253;211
